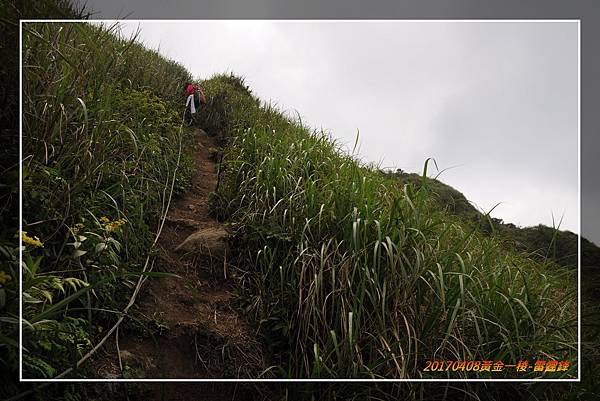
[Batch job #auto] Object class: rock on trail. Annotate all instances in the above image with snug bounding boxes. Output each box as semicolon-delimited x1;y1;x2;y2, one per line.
175;226;230;259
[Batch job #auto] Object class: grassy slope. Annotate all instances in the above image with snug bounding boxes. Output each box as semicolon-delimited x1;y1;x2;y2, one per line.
199;75;577;381
199;75;599;399
2;17;193;396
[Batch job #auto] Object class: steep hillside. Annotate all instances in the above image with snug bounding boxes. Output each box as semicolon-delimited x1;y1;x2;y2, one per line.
9;19;194;385
198;75;578;380
2;8;598;401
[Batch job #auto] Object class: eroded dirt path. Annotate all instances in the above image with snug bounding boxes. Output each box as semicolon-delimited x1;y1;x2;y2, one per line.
95;129;270;384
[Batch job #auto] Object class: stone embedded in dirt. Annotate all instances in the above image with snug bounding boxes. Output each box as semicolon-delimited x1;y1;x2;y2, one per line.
175;227;229;259
119;350;136;364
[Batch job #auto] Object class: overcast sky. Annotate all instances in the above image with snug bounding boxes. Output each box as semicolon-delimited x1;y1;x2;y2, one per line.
116;21;579;235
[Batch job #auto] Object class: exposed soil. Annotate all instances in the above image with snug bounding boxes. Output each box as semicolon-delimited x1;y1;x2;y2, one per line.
93;129;271;392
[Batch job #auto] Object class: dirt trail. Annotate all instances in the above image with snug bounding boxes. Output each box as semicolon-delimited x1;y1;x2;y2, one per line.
94;129;270;383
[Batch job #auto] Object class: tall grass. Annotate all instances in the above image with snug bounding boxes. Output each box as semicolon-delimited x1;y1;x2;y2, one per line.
201;75;577;379
9;21;193;381
0;2;97;394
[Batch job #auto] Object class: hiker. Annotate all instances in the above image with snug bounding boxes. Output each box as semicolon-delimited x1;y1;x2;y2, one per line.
185;82;206;115
185;82;198;114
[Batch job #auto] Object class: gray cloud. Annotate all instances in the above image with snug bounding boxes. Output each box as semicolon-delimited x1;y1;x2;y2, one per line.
115;21;580;236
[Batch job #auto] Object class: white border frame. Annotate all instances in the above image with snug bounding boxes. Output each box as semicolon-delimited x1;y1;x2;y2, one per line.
19;18;582;383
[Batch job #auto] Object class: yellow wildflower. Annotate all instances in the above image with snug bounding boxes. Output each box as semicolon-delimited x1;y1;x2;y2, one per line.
0;271;11;285
22;231;44;248
99;216;110;223
105;218;126;233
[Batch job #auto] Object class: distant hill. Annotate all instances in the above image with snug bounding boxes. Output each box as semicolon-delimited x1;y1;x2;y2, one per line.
382;169;600;270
